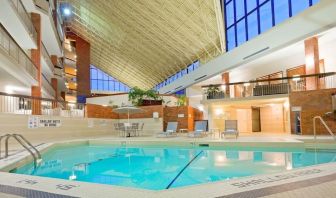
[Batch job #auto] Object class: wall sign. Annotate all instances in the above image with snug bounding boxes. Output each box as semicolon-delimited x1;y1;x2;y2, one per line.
291;106;302;112
178;114;184;118
28;116;39;129
39;119;61;127
153;112;159;118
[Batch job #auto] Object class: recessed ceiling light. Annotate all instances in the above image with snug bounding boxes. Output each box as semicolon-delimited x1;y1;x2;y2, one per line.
63;8;71;16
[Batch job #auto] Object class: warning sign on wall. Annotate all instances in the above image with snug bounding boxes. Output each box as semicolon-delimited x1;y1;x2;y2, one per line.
28;116;39;129
39;119;61;127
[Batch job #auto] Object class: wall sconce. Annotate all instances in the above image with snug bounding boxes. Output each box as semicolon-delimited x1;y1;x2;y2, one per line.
292;74;300;82
215;108;224;117
221;85;226;91
153;112;159;119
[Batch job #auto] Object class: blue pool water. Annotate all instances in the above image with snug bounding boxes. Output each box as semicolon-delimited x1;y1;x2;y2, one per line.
12;145;336;190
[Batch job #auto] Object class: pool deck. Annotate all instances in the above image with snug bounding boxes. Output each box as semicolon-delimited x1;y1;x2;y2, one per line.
0;135;336;198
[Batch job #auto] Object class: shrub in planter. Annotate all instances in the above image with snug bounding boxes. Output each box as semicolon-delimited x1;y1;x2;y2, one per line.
128;87;162;106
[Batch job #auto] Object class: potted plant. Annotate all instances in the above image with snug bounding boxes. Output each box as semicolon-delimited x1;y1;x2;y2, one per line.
176;95;187;106
205;85;223;99
128;87;163;106
142;89;163;106
128;87;145;106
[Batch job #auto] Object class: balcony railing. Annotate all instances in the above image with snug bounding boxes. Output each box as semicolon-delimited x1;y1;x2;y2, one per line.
54;67;64;79
0;92;85;117
202;72;336;100
0;24;38;81
42;42;55;73
9;0;37;45
42;74;55;98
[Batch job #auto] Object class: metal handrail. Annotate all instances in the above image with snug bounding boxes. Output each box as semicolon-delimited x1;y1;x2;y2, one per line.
0;134;11;159
12;134;42;159
0;134;42;168
313;116;336;141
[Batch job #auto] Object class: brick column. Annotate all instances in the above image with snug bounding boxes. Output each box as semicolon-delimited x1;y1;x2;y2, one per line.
50;55;58;99
222;72;230;95
304;37;320;90
50;55;59;108
51;78;58;108
31;13;42;115
76;36;91;103
61;91;66;100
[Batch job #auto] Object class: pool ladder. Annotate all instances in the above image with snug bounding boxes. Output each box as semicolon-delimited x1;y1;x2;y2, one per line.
313;116;336;141
0;134;42;168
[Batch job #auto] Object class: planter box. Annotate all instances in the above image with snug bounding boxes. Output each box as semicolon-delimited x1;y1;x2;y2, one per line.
141;100;163;106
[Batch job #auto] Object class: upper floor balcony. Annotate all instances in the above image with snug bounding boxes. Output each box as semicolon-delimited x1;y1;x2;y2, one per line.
41;42;55;75
0;24;38;86
34;0;63;56
0;0;38;50
201;72;336;103
41;73;55;99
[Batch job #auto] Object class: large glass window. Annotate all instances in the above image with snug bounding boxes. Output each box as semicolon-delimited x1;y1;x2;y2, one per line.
153;60;201;91
90;65;130;92
274;0;289;25
223;0;319;51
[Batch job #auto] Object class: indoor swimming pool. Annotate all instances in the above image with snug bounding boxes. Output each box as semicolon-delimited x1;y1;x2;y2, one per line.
11;144;336;190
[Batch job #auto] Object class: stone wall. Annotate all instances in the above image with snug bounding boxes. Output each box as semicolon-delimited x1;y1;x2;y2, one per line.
289;88;336;135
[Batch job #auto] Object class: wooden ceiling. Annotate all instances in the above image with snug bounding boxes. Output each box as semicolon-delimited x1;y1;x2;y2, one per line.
61;0;225;89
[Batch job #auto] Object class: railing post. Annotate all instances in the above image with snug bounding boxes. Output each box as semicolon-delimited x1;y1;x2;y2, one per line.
313;117;317;141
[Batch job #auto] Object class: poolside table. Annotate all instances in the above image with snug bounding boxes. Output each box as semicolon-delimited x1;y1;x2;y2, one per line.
209;128;221;139
179;128;188;133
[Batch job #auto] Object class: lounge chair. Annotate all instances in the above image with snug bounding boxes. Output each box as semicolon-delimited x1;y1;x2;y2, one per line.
221;120;239;139
136;123;144;136
157;122;178;137
188;121;207;138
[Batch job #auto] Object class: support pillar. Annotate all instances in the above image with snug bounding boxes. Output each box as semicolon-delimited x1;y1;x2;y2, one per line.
61;91;66;100
76;36;91;103
51;78;58;108
304;37;320;90
31;13;42;115
221;72;230;95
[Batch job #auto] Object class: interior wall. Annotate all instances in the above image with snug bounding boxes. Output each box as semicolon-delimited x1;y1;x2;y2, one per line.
236;109;252;133
0;114;164;146
289;88;336;135
229;45;305;83
260;104;285;133
210;103;289;134
211;107;252;133
319;30;336;73
0;114;115;145
229;31;336;84
163;106;204;131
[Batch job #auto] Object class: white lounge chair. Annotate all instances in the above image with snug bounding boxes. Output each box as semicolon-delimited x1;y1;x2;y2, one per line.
188;121;207;138
221;120;239;139
157;122;178;137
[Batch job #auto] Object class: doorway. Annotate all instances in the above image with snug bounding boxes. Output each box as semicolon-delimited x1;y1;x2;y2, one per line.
252;107;261;132
294;111;301;135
